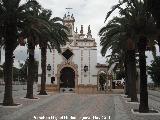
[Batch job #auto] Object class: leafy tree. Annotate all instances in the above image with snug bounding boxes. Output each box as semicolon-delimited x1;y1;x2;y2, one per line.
99;73;106;91
19;59;38;82
116;70;125;80
148;56;160;84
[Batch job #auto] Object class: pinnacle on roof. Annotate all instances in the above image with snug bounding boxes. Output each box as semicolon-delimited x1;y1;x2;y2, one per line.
87;25;92;38
76;27;78;33
87;25;91;34
67;12;70;17
80;25;83;34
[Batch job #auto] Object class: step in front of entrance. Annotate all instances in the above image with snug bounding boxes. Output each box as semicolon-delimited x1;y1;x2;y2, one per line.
60;88;75;93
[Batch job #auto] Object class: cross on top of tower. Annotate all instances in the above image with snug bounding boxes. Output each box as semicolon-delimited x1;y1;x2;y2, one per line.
66;8;72;15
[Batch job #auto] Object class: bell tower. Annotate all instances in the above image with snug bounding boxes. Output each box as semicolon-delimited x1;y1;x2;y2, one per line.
63;8;75;36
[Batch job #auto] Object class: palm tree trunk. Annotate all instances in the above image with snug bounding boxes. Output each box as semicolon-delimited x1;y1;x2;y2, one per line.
26;42;35;99
3;24;16;105
3;48;14;105
0;48;1;63
39;46;47;95
127;50;138;102
124;55;129;96
138;37;149;113
158;35;160;52
126;51;132;98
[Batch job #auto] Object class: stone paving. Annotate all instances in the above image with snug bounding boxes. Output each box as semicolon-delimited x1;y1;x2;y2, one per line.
0;86;160;120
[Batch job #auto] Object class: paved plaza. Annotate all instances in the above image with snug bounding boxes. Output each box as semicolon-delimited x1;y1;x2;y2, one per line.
0;85;160;120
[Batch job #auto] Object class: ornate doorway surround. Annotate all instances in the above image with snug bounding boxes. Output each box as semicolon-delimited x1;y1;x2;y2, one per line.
56;61;78;92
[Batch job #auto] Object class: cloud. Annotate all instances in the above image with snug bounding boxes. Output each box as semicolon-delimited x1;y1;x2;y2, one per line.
18;0;119;64
36;0;120;64
1;0;158;70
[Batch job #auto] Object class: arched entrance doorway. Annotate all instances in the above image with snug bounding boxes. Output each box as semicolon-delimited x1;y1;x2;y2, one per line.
97;69;109;93
98;71;107;91
60;67;75;92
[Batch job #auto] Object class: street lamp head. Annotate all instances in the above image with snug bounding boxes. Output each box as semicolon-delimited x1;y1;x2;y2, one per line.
84;65;88;72
47;64;51;71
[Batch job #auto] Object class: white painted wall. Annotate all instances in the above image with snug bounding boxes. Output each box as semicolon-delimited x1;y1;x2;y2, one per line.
90;49;97;85
46;49;53;84
38;15;98;86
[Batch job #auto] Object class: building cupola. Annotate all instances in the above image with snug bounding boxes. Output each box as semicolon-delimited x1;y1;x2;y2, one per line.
63;12;75;36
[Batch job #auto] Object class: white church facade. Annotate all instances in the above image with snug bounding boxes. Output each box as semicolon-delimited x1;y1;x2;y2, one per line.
38;13;108;93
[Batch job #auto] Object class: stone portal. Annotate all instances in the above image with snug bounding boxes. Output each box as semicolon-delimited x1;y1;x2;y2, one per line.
60;67;75;92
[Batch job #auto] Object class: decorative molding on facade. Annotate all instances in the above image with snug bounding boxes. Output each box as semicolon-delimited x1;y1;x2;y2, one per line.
68;41;97;48
97;69;108;75
90;49;97;50
96;63;108;68
92;75;97;77
56;60;78;91
61;47;74;61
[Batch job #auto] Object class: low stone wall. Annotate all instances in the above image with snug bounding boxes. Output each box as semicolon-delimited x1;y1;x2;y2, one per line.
38;84;98;94
38;84;125;94
77;84;98;94
38;84;59;93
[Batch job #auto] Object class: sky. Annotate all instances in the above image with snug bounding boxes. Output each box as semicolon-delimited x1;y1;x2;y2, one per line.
1;0;159;70
35;0;120;63
10;0;119;64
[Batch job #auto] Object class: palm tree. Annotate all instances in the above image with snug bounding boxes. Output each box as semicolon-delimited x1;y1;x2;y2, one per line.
147;0;160;51
99;16;138;102
38;9;68;95
0;0;18;106
103;0;156;112
0;0;40;105
138;36;149;112
147;0;160;28
19;2;52;98
123;1;156;112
